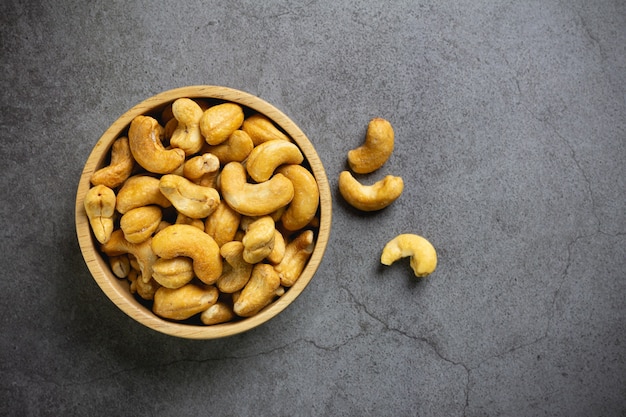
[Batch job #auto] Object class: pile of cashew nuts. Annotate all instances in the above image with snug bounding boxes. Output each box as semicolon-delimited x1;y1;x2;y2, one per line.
339;118;438;277
84;98;320;324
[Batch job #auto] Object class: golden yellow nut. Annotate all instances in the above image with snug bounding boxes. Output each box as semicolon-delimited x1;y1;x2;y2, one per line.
119;205;162;244
277;164;320;231
380;234;437;277
216;241;253;293
170;98;205;155
90;136;134;188
348;118;394;174
245;140;304;182
204;201;242;247
200;302;236;325
152;257;195;289
204;130;254;164
234;263;281;317
153;283;219;321
159;174;220;219
84;184;116;244
242;215;276;264
200;102;244;145
101;229;158;284
242;113;291;146
128;115;185;174
338;171;403;211
274;229;315;287
115;175;172;214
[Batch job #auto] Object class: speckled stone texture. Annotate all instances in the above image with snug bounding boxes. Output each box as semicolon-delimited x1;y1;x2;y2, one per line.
1;0;625;416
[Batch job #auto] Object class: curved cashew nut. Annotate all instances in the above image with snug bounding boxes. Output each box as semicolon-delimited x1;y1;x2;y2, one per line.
101;229;158;284
175;212;205;231
267;229;286;265
245;140;304;182
90;136;134;188
201;301;236;325
151;224;222;285
152;257;195;289
159;174;220;219
153;283;219;320
338;171;403;211
119;205;162;244
170;98;205;155
216;241;253;293
276;164;320;231
200;102;244;145
204;130;254;164
220;162;294;217
348;118;394;174
204;201;242;247
234;263;281;317
182;153;220;182
274;229;315;287
128;115;185;174
380;234;437;277
115;175;172;214
242;215;276;264
84;184;116;244
242;113;291;146
109;255;131;278
129;270;161;301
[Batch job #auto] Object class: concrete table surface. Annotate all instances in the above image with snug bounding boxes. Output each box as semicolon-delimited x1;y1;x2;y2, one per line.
1;1;624;416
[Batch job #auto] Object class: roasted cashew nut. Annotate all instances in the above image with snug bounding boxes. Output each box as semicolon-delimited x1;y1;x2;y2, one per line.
274;229;315;287
200;301;235;325
234;263;281;317
170;98;205;155
219;162;294;217
101;229;158;284
245;140;304;182
199;102;244;145
151;224;222;285
182;153;220;183
152;257;195;289
153;283;219;320
84;184;116;244
338;171;403;211
380;234;437;277
90;136;134;188
348;118;394;174
115;175;172;214
276;164;320;231
216;241;253;293
128;115;185;174
119;205;162;244
204;201;242;247
204;130;254;164
159;174;220;219
242;113;291;146
242;215;276;264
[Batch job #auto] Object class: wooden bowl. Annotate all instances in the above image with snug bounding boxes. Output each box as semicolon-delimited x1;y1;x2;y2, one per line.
75;86;331;339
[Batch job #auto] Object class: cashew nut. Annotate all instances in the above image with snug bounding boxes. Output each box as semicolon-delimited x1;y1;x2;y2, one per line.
380;234;437;277
128;115;185;174
90;136;134;188
204;201;241;247
216;241;253;293
199;102;244;145
119;205;162;244
175;212;205;231
348;118;394;174
245;140;304;182
152;257;195;289
276;164;320;231
204;130;253;164
159;174;220;219
101;229;158;284
338;171;403;211
233;263;281;317
242;113;291;146
84;184;116;244
151;224;222;285
274;229;315;287
267;230;286;265
182;153;220;183
219;162;294;217
200;301;235;325
170;98;205;155
115;175;172;214
129;269;161;301
153;283;219;320
109;255;130;278
242;215;276;264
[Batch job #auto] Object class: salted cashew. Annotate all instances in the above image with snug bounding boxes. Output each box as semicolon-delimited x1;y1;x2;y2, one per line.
242;215;276;264
274;229;314;287
90;136;134;188
267;230;286;265
152;257;195;289
200;102;244;145
348;118;394;174
175;212;205;231
204;201;241;247
159;174;220;219
101;229;158;284
109;255;130;278
170;98;205;155
128;115;185;174
204;130;253;164
151;224;222;285
182;153;220;183
245;140;304;182
219;162;294;217
242;113;291;146
84;184;116;244
115;175;172;214
233;263;281;317
153;283;219;320
380;234;437;277
216;241;253;293
276;164;320;231
119;205;162;244
338;171;403;211
129;269;161;301
201;301;235;325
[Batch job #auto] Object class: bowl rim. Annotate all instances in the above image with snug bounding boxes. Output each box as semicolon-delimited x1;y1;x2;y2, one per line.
75;85;332;339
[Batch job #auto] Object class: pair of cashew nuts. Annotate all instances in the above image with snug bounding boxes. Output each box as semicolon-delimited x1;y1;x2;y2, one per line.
84;98;320;324
339;118;437;277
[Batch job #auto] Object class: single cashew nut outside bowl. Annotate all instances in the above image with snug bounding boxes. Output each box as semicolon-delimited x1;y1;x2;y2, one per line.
380;234;437;277
338;170;403;211
348;118;394;174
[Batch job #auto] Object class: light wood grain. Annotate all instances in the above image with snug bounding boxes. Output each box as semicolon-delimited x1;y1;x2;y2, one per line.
75;86;331;339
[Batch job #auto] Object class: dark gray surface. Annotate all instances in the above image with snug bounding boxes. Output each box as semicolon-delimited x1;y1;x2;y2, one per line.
2;0;625;416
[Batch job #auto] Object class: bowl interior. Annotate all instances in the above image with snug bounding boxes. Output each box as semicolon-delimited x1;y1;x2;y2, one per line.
75;85;331;339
